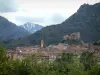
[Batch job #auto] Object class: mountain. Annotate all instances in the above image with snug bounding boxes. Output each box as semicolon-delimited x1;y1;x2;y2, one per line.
20;22;43;33
1;3;100;48
0;16;31;40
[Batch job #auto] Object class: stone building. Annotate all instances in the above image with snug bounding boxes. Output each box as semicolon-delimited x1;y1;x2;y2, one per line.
63;32;80;40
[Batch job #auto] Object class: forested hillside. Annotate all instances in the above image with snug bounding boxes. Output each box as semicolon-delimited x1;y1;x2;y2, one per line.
19;3;100;45
1;3;100;48
0;16;30;40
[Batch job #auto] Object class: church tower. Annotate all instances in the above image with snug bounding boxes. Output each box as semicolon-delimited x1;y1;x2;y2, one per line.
41;40;44;48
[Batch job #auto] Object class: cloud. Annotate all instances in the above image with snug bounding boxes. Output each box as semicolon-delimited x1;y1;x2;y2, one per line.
1;0;100;26
50;13;66;24
0;0;18;12
0;11;46;25
0;12;67;26
15;16;45;25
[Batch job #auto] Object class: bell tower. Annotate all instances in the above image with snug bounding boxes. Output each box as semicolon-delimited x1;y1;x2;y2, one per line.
41;40;44;48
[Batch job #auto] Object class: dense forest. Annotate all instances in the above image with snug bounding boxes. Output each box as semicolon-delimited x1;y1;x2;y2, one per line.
0;47;100;75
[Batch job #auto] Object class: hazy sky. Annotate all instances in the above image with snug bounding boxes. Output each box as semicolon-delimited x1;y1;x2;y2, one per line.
0;0;100;26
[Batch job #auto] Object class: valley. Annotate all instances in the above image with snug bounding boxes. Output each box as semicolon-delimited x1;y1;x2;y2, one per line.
0;2;100;75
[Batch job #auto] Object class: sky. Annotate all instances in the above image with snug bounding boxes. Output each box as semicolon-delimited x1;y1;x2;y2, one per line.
0;0;100;26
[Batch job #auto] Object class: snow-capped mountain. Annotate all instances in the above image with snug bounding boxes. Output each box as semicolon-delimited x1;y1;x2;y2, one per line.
20;22;43;33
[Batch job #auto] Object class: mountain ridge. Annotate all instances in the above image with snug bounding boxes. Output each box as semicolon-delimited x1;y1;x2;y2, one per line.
0;16;31;40
23;3;100;45
20;22;43;33
1;2;100;48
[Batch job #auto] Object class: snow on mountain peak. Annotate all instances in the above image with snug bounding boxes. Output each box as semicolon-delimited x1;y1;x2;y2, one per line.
20;22;43;33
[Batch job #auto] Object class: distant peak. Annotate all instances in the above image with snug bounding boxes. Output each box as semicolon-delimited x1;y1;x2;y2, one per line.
77;2;100;13
20;22;43;33
94;2;100;5
77;3;90;12
82;3;90;6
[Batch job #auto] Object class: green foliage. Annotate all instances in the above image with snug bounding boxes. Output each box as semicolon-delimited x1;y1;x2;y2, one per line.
87;65;100;75
0;47;6;60
80;51;97;71
0;47;100;75
56;52;88;75
94;40;100;45
56;53;74;64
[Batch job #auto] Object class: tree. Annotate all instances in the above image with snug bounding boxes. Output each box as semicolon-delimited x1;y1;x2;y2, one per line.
88;65;100;75
93;40;100;45
80;51;97;71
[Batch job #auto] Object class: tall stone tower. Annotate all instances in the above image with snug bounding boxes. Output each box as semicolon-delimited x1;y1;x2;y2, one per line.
41;40;44;48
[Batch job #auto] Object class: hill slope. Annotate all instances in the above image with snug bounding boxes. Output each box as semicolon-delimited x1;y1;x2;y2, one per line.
0;16;30;40
2;3;100;48
22;3;100;45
